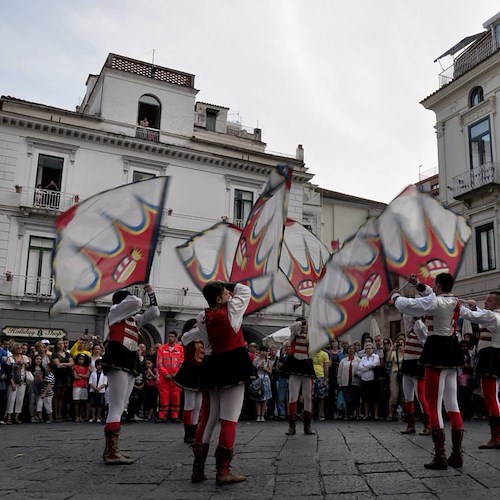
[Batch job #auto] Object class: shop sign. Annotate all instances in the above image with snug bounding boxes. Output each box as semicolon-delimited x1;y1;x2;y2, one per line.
1;327;66;339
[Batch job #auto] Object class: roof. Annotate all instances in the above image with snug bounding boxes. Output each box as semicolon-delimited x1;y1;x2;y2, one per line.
318;187;386;207
196;101;230;110
105;53;195;89
433;32;484;62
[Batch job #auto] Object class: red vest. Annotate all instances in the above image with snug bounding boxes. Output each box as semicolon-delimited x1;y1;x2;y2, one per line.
109;318;139;351
205;305;246;354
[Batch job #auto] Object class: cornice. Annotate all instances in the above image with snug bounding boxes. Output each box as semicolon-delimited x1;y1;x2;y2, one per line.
0;112;314;183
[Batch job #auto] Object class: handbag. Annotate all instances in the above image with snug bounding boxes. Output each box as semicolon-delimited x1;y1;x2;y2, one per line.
249;377;263;398
25;370;34;385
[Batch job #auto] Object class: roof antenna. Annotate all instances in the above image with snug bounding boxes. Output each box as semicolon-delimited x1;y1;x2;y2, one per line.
152;49;155;66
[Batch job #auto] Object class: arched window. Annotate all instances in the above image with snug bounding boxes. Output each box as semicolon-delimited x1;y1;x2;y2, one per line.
137;94;161;129
469;86;484;107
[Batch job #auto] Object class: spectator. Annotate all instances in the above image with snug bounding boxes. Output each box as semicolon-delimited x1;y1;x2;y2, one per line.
29;354;45;422
247;343;258;362
157;331;184;423
89;344;103;372
457;340;474;420
252;346;273;421
378;338;393;419
39;363;55;423
388;339;405;421
358;343;380;420
358;335;373;358
51;338;74;422
143;358;159;421
353;340;361;356
5;343;30;424
275;341;290;421
127;371;144;422
266;345;279;420
34;341;51;369
325;339;341;419
70;336;92;359
72;354;90;422
337;345;361;420
312;348;330;421
89;360;107;423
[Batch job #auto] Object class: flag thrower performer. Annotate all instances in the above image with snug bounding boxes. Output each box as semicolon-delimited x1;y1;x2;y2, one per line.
281;317;316;436
101;284;159;465
176;318;205;444
392;273;464;470
459;292;500;449
400;314;431;436
191;281;254;486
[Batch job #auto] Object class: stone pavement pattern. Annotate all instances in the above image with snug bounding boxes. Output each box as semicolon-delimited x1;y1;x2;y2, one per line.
1;419;499;499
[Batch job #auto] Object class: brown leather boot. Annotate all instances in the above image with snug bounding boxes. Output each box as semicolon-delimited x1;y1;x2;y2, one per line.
447;429;464;468
191;442;209;483
419;413;431;436
184;424;197;444
401;413;416;434
478;416;500;449
214;445;246;486
103;427;134;465
285;414;296;435
424;429;447;470
303;411;315;435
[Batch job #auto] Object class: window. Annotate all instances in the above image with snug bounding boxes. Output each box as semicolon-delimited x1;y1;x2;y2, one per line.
469;117;492;170
233;189;253;227
469;86;484;107
476;223;496;273
206;109;218;131
25;236;54;296
137;94;161;129
132;170;155;182
36;154;63;208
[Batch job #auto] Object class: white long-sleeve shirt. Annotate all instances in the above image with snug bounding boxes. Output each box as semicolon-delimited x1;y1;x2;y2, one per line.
358;353;380;381
107;295;160;329
460;306;500;350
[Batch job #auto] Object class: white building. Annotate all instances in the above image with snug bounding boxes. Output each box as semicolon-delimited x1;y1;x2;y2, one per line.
421;12;500;300
0;53;314;345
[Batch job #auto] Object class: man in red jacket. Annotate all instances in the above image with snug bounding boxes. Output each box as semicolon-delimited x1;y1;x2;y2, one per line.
157;331;184;422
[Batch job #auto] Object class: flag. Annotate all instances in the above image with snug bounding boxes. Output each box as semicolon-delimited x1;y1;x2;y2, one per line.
230;164;292;282
280;219;331;304
308;218;392;354
377;185;471;285
176;221;294;315
50;177;169;314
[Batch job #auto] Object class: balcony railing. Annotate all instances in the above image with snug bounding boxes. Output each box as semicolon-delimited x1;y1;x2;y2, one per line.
438;33;497;88
451;162;500;199
18;186;79;212
1;275;302;315
135;126;160;143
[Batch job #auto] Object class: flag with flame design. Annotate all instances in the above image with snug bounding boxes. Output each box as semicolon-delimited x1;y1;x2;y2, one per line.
176;222;295;315
280;220;331;304
230;165;292;282
50;177;169;314
377;185;471;285
308;218;392;354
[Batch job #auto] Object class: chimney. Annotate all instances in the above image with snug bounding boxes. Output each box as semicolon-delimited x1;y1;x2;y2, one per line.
296;144;304;162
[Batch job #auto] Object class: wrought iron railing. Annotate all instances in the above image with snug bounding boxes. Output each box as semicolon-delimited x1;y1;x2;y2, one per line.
135;126;160;143
452;162;500;198
18;186;79;211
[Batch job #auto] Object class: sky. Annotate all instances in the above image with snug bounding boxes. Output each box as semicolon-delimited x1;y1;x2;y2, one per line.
1;1;499;203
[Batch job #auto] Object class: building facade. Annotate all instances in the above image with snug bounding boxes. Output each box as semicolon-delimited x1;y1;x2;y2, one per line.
0;53;314;345
421;12;500;301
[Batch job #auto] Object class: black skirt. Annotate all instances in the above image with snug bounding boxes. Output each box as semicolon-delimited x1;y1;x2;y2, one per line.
175;361;202;390
476;347;500;377
199;347;255;390
101;341;141;377
401;359;425;379
280;355;315;378
419;335;463;369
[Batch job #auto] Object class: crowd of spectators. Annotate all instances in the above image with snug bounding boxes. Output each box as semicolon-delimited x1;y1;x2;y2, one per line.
0;326;488;426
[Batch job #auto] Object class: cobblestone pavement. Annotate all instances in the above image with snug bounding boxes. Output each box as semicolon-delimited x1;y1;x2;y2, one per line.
1;418;499;499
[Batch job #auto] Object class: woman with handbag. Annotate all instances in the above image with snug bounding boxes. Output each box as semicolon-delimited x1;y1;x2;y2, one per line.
5;343;31;424
251;346;272;421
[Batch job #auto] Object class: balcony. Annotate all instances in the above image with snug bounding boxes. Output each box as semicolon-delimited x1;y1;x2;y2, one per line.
17;186;79;212
451;162;500;200
135;126;160;143
438;32;498;88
